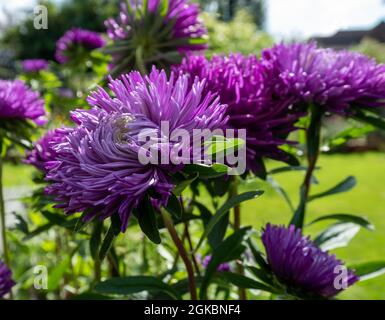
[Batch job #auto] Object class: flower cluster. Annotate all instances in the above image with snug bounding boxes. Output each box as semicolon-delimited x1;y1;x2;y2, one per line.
174;54;302;173
0;80;46;125
21;59;49;73
0;261;15;298
45;68;227;231
262;42;385;115
261;224;358;298
105;0;207;75
55;28;106;64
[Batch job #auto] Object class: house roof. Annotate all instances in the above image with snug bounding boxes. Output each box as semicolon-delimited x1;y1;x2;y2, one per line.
313;21;385;47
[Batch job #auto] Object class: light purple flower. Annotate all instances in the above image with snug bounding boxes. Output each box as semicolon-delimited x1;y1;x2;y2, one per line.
25;129;68;172
21;59;49;73
55;28;106;64
105;0;208;74
45;68;227;231
174;54;301;173
0;261;15;298
0;80;46;125
201;255;231;272
261;42;385;114
261;224;359;298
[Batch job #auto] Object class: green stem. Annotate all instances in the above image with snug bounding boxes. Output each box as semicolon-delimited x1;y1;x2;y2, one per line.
230;177;247;301
290;104;323;228
0;143;9;268
135;46;147;75
184;222;201;277
161;209;197;300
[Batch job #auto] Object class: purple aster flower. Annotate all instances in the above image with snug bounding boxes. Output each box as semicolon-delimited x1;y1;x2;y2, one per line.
261;42;385;115
261;224;359;299
105;0;208;75
25;129;68;172
0;80;46;125
201;255;231;272
0;260;15;298
21;59;49;73
55;28;106;64
174;54;302;173
45;68;227;231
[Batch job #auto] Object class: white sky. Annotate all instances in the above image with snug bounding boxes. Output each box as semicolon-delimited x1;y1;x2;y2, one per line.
267;0;385;40
1;0;385;40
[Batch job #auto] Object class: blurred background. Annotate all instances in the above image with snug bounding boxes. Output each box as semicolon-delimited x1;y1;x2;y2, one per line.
0;0;384;300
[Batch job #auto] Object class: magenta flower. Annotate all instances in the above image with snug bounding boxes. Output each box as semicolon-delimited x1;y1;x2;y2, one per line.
174;54;301;173
0;261;15;298
261;224;359;298
55;28;106;64
21;59;49;73
262;42;385;115
0;80;46;125
45;68;227;231
105;0;208;75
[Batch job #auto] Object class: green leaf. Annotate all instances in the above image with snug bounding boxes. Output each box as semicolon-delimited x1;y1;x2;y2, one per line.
247;239;269;271
309;176;356;202
268;165;318;175
308;214;374;231
23;223;54;241
267;177;295;213
95;276;181;300
48;256;71;291
173;173;198;196
200;227;252;299
195;191;263;251
353;109;385;130
204;136;246;157
90;222;103;260
245;266;275;286
208;212;229;250
164;193;182;219
350;261;385;281
183;163;229;179
314;222;361;251
135;196;161;244
327;125;374;149
219;272;277;293
99;225;115;262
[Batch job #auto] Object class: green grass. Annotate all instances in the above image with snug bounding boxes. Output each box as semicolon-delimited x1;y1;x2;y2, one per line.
237;152;385;300
3;153;385;299
3;163;34;187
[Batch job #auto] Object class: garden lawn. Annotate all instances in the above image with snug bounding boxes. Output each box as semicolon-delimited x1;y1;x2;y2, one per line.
4;153;385;299
238;152;385;300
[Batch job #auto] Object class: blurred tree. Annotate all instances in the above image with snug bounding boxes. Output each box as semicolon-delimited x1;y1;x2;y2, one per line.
202;10;273;56
352;37;385;63
1;0;119;61
196;0;265;29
